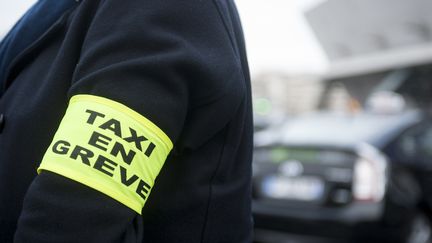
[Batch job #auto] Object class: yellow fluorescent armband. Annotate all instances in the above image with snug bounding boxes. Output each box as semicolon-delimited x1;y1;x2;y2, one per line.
38;94;173;214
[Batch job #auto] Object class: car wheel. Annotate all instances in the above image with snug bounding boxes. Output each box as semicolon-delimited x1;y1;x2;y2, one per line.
406;213;432;243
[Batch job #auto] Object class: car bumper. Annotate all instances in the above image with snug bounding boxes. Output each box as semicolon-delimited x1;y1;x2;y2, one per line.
253;200;387;240
253;200;384;224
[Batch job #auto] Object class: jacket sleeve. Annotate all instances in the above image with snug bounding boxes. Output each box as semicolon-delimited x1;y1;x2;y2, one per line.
14;0;237;242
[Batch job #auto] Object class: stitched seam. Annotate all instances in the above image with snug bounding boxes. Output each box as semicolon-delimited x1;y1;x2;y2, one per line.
199;127;230;243
211;0;239;58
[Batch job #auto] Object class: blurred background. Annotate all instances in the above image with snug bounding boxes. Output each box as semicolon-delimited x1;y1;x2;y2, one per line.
2;0;432;242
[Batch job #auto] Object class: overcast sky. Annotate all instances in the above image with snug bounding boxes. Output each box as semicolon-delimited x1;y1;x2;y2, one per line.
236;0;329;75
0;0;329;76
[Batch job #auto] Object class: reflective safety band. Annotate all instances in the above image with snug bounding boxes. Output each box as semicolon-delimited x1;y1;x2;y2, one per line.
38;94;173;214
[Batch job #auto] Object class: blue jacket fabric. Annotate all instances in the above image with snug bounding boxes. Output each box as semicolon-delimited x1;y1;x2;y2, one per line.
0;0;253;242
0;0;78;96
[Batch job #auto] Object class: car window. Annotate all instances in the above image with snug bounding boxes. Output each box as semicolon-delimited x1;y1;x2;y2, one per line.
418;128;432;158
396;123;432;166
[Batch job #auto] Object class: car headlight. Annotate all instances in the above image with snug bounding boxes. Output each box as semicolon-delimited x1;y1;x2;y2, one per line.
353;143;388;202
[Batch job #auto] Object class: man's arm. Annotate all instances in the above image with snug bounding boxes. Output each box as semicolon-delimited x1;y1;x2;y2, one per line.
14;0;237;241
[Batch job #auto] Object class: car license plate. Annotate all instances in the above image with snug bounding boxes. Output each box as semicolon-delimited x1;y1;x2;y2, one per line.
261;176;324;201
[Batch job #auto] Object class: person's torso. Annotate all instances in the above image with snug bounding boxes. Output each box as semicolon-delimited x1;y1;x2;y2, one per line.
0;1;253;242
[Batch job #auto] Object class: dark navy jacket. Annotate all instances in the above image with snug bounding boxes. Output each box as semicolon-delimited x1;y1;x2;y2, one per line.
0;0;253;242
